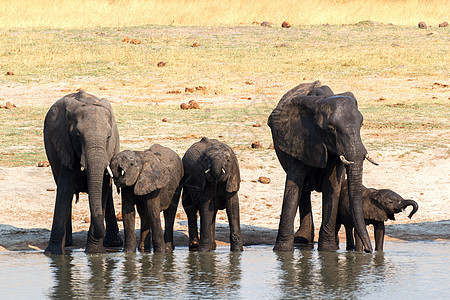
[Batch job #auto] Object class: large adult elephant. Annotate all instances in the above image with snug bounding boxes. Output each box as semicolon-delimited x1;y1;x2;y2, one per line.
44;90;122;254
268;81;377;252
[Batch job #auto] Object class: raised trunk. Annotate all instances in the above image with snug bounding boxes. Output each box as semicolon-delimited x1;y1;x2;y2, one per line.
346;163;373;253
84;147;108;253
403;200;419;219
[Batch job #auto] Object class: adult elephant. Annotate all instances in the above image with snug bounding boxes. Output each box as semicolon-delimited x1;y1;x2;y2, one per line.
268;81;377;252
44;90;122;254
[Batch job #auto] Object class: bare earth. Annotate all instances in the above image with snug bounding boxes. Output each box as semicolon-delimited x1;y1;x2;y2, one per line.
0;83;449;252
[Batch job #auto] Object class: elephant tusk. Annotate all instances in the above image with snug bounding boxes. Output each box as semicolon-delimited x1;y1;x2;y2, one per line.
121;169;125;176
80;166;85;172
222;167;226;174
339;155;354;165
365;154;379;166
106;165;114;177
205;168;211;174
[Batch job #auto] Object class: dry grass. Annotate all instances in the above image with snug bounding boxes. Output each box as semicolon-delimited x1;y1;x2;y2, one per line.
0;0;448;28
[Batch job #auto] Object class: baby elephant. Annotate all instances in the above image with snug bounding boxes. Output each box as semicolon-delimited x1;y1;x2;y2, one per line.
337;179;419;251
182;137;243;252
110;144;183;253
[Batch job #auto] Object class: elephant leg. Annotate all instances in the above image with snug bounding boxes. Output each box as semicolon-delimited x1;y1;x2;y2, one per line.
163;186;181;252
137;204;151;252
103;181;123;247
211;210;217;251
374;221;385;251
147;196;165;253
318;162;343;251
294;188;314;244
45;166;74;255
199;196;215;252
65;208;73;247
345;225;355;250
226;192;243;251
274;174;303;251
122;190;137;253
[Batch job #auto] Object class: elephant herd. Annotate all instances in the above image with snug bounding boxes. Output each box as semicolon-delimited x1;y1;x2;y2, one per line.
42;81;418;255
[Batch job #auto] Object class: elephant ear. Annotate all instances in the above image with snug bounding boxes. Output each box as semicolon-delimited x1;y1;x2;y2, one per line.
226;148;240;193
44;96;79;169
364;189;389;222
134;152;171;196
268;81;328;168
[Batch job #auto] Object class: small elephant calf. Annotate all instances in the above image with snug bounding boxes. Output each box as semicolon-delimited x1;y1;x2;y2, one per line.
182;137;243;252
111;144;183;253
337;179;419;251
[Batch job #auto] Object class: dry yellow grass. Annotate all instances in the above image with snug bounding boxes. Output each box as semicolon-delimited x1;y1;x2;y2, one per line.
0;0;448;28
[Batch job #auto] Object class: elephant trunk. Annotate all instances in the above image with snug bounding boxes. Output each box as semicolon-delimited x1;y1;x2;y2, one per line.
403;200;419;219
346;161;373;253
85;144;109;252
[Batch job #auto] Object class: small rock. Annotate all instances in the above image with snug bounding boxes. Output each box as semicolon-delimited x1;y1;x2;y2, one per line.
258;176;271;184
6;71;14;75
157;61;166;67
99;86;108;90
185;87;195;93
162;118;168;122
261;21;272;27
122;37;130;43
130;39;141;44
167;89;182;94
282;21;291;28
5;102;16;109
84;216;90;223
245;81;254;85
251;141;263;148
46;188;55;192
418;21;427;29
275;43;290;48
195;86;206;91
439;21;448;27
375;97;386;102
116;212;122;221
253;122;262;127
192;42;200;47
180;103;189;110
188;100;200;109
252;21;260;25
37;161;50;167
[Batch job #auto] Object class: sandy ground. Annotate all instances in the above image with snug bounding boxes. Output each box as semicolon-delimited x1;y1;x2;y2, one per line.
0;83;449;252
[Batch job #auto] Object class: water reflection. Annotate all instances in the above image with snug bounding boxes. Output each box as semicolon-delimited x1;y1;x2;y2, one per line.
14;242;445;299
275;248;390;298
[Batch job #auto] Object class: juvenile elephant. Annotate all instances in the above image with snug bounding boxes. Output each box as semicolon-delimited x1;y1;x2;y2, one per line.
110;144;183;253
182;137;243;252
268;81;378;252
44;90;122;255
337;179;419;251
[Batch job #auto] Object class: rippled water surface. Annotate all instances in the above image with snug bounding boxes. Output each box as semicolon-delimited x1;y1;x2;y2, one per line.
1;241;449;299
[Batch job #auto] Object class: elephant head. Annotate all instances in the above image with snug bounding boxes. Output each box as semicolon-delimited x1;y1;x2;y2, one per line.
185;137;240;193
364;188;419;221
110;149;171;196
268;81;377;252
45;90;120;249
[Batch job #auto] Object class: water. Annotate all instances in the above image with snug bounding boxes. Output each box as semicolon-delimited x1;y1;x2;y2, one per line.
1;241;449;299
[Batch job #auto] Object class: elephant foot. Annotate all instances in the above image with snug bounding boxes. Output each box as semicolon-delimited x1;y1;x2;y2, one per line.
103;234;123;247
293;236;313;244
189;239;199;251
317;242;339;251
85;242;106;254
273;240;294;252
123;245;137;253
44;244;64;255
230;243;243;252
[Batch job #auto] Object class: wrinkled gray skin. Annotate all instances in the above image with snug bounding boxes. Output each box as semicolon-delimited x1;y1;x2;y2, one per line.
44;90;122;255
337;179;419;251
268;81;374;252
182;137;243;252
110;144;183;253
